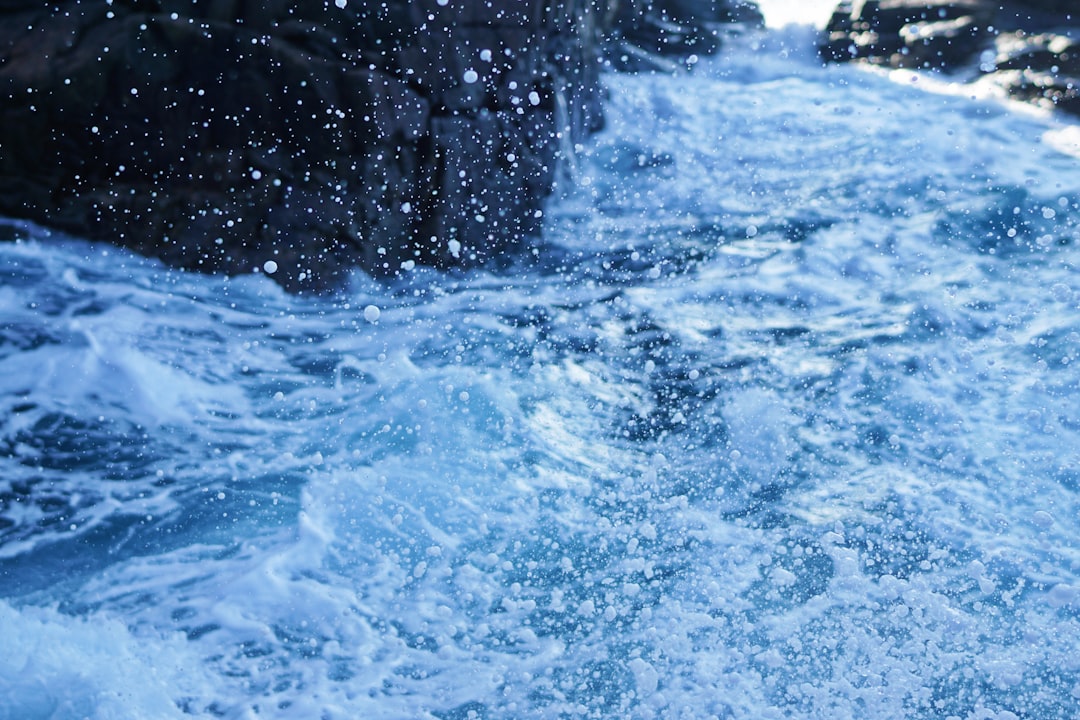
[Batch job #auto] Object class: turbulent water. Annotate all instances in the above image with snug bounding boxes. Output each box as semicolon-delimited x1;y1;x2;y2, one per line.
3;27;1080;720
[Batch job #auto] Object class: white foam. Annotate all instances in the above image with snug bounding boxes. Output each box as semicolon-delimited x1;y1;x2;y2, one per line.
0;601;201;720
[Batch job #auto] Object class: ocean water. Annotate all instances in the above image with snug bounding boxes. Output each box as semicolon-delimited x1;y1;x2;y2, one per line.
2;26;1080;720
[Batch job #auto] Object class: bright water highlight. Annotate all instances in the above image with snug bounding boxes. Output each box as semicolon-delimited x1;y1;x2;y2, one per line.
2;28;1080;720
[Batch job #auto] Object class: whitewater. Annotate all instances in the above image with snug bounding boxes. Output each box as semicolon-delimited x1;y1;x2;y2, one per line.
2;23;1080;720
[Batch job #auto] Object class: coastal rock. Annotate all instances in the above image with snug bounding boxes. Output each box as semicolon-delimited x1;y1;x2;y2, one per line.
607;0;763;70
981;30;1080;115
821;0;996;68
0;1;757;291
0;1;600;291
821;1;1079;116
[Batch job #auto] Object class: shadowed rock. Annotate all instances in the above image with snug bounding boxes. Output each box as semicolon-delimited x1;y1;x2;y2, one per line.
821;0;996;68
0;0;759;291
821;0;1079;116
0;0;605;291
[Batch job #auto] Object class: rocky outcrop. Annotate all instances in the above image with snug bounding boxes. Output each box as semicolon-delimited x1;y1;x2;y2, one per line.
607;0;762;70
982;14;1080;115
821;0;996;68
821;1;1079;116
0;1;606;290
0;0;757;291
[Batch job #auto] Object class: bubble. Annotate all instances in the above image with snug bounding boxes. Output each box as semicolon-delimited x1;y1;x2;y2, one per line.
463;69;479;84
363;305;381;323
1033;510;1055;529
334;0;346;7
263;260;278;274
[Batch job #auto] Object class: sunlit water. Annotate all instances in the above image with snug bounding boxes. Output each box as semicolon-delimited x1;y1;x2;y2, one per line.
2;27;1080;720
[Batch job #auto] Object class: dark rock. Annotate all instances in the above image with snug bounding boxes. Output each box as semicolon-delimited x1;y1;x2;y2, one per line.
983;32;1080;115
606;0;764;71
0;0;604;291
0;0;759;291
821;0;1080;116
821;0;995;68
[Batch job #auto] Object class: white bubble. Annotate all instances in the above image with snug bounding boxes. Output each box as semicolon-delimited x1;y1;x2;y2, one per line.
463;69;479;84
263;260;278;274
746;225;759;237
1047;583;1078;609
480;49;492;62
363;304;381;323
250;169;262;180
629;658;658;695
528;90;541;106
1033;510;1055;529
334;0;347;6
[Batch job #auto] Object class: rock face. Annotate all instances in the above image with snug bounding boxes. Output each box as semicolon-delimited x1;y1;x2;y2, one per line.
822;1;1079;117
821;0;996;68
0;0;602;290
0;0;757;291
607;0;762;69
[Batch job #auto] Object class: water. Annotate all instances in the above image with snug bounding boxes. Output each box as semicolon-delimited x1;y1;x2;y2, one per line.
2;27;1080;720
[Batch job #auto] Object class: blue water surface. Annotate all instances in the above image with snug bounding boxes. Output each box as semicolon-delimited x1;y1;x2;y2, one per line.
2;27;1080;720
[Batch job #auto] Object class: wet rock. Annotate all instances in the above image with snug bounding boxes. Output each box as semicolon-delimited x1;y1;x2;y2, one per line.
0;1;602;291
980;30;1080;115
822;1;1079;116
606;0;764;72
0;0;759;291
821;0;996;68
